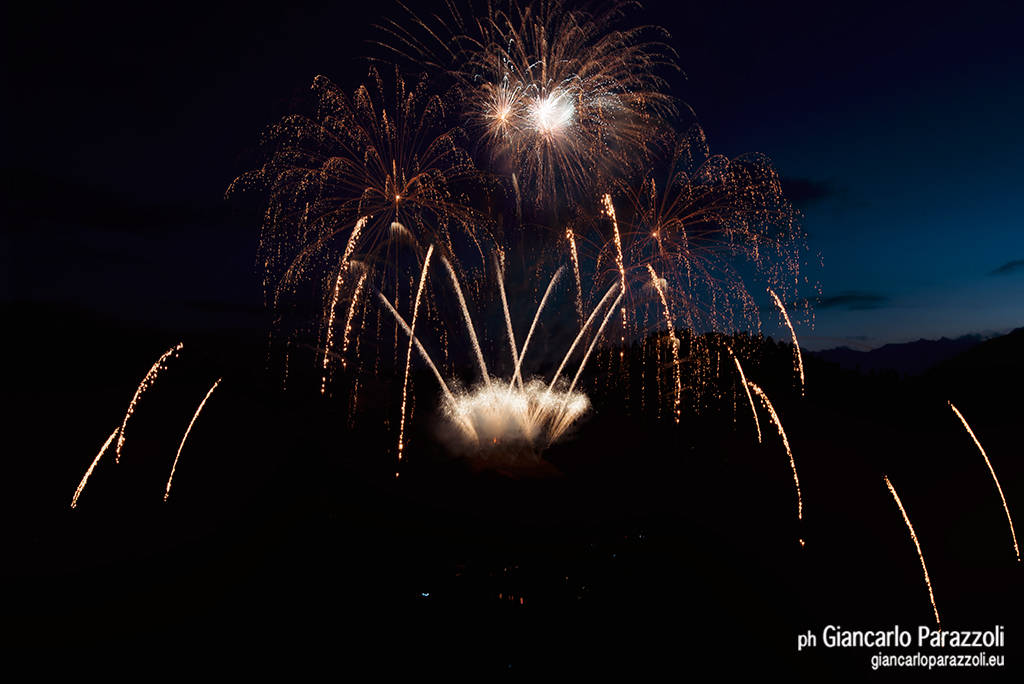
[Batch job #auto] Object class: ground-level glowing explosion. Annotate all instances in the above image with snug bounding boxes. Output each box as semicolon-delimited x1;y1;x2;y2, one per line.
380;251;623;460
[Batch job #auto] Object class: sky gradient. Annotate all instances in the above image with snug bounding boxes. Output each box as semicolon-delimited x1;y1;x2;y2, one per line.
6;0;1022;349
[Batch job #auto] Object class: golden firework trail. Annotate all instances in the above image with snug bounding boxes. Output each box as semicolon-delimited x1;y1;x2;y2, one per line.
646;264;681;423
496;255;521;383
321;264;346;395
566;227;583;320
552;290;624;440
747;381;802;523
568;291;625;398
320;217;368;387
341;270;369;368
378;292;479;443
115;342;184;463
510;266;564;389
442;256;490;386
768;288;805;395
601;193;628;355
728;350;762;443
70;428;119;509
164;379;222;502
548;284;620;391
398;245;434;460
884;475;941;629
948;402;1020;562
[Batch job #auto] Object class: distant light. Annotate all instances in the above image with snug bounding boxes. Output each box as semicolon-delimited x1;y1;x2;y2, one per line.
420;592;430;597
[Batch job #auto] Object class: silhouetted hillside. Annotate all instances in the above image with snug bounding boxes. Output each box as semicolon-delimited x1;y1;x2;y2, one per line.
811;333;991;376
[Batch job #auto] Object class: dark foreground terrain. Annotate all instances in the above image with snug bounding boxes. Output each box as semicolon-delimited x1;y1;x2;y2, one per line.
4;303;1021;679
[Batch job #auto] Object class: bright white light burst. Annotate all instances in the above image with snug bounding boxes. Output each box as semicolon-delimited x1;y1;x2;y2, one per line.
530;90;574;135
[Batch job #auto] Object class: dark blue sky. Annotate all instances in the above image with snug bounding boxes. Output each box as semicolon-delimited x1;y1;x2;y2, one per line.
5;0;1022;349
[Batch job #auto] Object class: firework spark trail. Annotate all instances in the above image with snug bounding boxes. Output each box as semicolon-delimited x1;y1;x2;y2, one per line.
884;475;941;628
601;194;628;354
496;255;521;385
321;264;346;395
948;402;1020;562
378;292;479;443
377;292;458;408
550;291;624;440
548;284;620;391
567;290;625;398
164;379;222;502
566;227;583;320
341;271;369;368
512;172;522;220
442;256;490;386
728;350;762;443
321;216;369;390
115;343;184;463
70;428;119;509
510;266;564;389
768;288;805;396
398;245;434;460
646;265;681;423
747;381;802;523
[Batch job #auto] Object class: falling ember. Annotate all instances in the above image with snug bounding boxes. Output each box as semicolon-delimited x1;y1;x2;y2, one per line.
321;264;346;395
442;257;490;386
164;379;222;502
511;266;564;389
115;343;184;463
884;475;941;629
948;402;1020;562
646;265;681;423
566;227;583;321
549;285;619;390
728;349;762;443
341;271;369;368
747;381;802;523
768;288;805;395
70;428;119;509
601;193;628;355
398;245;435;461
496;255;521;381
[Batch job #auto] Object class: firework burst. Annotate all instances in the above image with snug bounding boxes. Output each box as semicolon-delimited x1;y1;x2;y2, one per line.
379;0;677;207
229;66;492;377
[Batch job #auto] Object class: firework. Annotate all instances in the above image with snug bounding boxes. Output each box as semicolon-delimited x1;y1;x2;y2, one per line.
398;245;435;460
747;381;802;532
728;349;761;443
380;254;621;456
116;343;184;463
379;0;677;206
769;288;805;395
510;266;564;388
164;379;222;502
70;428;119;509
229;66;491;383
948;402;1019;562
884;475;941;629
646;264;681;422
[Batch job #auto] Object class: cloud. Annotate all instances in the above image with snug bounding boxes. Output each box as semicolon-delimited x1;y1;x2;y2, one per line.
816;292;889;310
781;177;834;208
989;259;1024;276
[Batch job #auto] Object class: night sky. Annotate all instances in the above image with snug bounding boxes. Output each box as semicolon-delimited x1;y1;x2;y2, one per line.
6;0;1023;349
